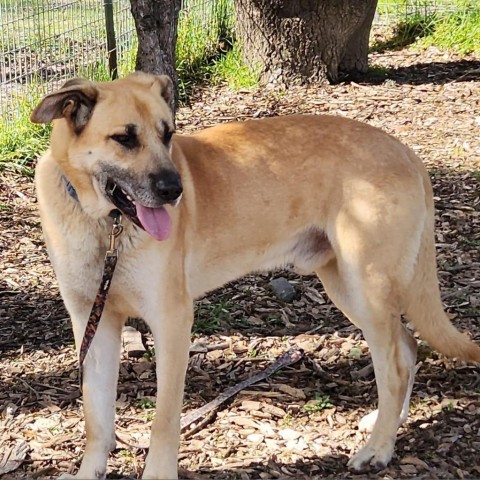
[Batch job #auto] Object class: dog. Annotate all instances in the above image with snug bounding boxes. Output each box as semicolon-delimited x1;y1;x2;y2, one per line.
31;72;480;479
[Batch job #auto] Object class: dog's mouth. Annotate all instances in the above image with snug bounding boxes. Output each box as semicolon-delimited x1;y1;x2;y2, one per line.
105;179;172;241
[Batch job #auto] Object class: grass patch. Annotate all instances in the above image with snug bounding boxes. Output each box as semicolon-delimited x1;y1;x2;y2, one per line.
371;13;437;52
303;394;333;413
0;86;51;177
176;0;259;98
210;45;260;90
135;398;155;409
420;3;480;53
372;1;480;54
193;300;232;334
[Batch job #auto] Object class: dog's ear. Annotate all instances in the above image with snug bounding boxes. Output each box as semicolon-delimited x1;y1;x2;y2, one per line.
125;72;174;110
31;78;98;133
155;75;174;107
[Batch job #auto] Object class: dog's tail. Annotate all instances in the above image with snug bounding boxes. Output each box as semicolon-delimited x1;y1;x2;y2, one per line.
404;171;480;363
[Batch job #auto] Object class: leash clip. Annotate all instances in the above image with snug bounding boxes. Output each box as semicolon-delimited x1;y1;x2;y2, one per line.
106;212;123;257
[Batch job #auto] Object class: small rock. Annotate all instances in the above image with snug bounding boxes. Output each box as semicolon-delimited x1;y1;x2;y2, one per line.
279;428;301;441
263;404;286;418
269;277;296;302
246;433;264;444
122;326;146;358
276;384;306;400
400;464;418;474
190;341;208;354
401;455;429;469
240;400;262;411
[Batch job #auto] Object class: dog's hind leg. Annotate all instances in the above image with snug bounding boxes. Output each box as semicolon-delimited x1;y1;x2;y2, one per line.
357;322;417;433
142;293;193;480
60;307;124;480
316;257;417;472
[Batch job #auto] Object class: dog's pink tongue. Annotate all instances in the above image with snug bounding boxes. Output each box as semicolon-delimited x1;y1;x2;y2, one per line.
136;204;171;241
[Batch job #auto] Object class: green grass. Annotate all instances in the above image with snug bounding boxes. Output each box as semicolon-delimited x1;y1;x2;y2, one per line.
176;0;259;98
372;1;480;54
303;394;333;413
193;300;232;334
0;85;51;176
420;3;480;53
370;13;437;52
210;45;260;90
135;398;155;409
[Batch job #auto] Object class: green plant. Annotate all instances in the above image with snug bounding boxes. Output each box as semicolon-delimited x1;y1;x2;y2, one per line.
135;398;155;409
282;412;294;426
193;300;232;334
372;1;480;54
143;347;155;361
421;3;480;53
176;0;236;97
303;393;333;413
211;45;260;90
370;13;438;52
0;85;52;176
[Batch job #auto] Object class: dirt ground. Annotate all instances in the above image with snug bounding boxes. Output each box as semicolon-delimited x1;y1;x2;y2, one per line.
1;45;480;479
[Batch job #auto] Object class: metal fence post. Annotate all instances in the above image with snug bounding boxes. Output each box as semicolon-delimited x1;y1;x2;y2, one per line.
104;0;118;79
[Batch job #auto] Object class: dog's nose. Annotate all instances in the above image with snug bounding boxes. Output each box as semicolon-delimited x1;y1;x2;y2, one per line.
151;170;183;203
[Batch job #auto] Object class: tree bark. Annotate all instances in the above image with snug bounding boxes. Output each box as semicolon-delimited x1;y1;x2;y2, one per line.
130;0;181;110
234;0;378;86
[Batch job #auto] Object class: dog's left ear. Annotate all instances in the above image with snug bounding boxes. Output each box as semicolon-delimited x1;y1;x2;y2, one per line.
31;78;98;133
154;75;174;108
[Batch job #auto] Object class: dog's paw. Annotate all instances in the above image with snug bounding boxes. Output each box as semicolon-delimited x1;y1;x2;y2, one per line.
347;442;394;472
358;409;378;432
58;468;106;479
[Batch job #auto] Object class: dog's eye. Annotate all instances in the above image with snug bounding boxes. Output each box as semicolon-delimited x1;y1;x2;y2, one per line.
111;133;139;149
163;129;174;145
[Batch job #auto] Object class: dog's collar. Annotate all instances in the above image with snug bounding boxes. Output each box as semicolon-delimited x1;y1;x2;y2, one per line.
61;175;122;221
62;175;79;202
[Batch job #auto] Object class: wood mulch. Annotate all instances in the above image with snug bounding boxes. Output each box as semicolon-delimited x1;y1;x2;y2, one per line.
1;44;479;479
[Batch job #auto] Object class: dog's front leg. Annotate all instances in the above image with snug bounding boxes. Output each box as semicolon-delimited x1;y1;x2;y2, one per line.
60;307;123;479
142;297;193;480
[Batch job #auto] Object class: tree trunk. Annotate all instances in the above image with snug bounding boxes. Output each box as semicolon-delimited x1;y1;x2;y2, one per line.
234;0;378;86
130;0;181;110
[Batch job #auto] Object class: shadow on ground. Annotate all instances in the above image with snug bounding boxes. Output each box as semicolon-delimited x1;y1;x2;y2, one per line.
349;59;480;85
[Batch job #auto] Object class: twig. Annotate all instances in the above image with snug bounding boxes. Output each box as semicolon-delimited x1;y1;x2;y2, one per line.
447;68;480;84
180;348;304;434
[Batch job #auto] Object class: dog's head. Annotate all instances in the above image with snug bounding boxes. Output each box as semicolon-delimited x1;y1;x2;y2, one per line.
31;72;182;241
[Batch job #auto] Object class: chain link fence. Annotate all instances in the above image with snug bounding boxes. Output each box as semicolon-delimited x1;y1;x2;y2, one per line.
0;0;463;129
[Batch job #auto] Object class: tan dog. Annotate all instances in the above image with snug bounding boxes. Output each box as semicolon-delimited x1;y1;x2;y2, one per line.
31;72;480;479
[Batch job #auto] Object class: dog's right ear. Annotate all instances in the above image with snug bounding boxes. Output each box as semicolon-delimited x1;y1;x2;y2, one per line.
31;78;98;133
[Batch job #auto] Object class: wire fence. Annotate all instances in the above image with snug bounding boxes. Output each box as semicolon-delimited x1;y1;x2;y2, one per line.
0;0;135;128
375;0;460;25
0;0;465;129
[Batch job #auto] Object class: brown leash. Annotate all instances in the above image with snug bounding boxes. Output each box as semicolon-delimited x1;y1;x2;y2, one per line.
78;210;123;388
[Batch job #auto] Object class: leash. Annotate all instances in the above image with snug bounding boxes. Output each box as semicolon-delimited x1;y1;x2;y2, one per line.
61;176;125;388
78;210;123;388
